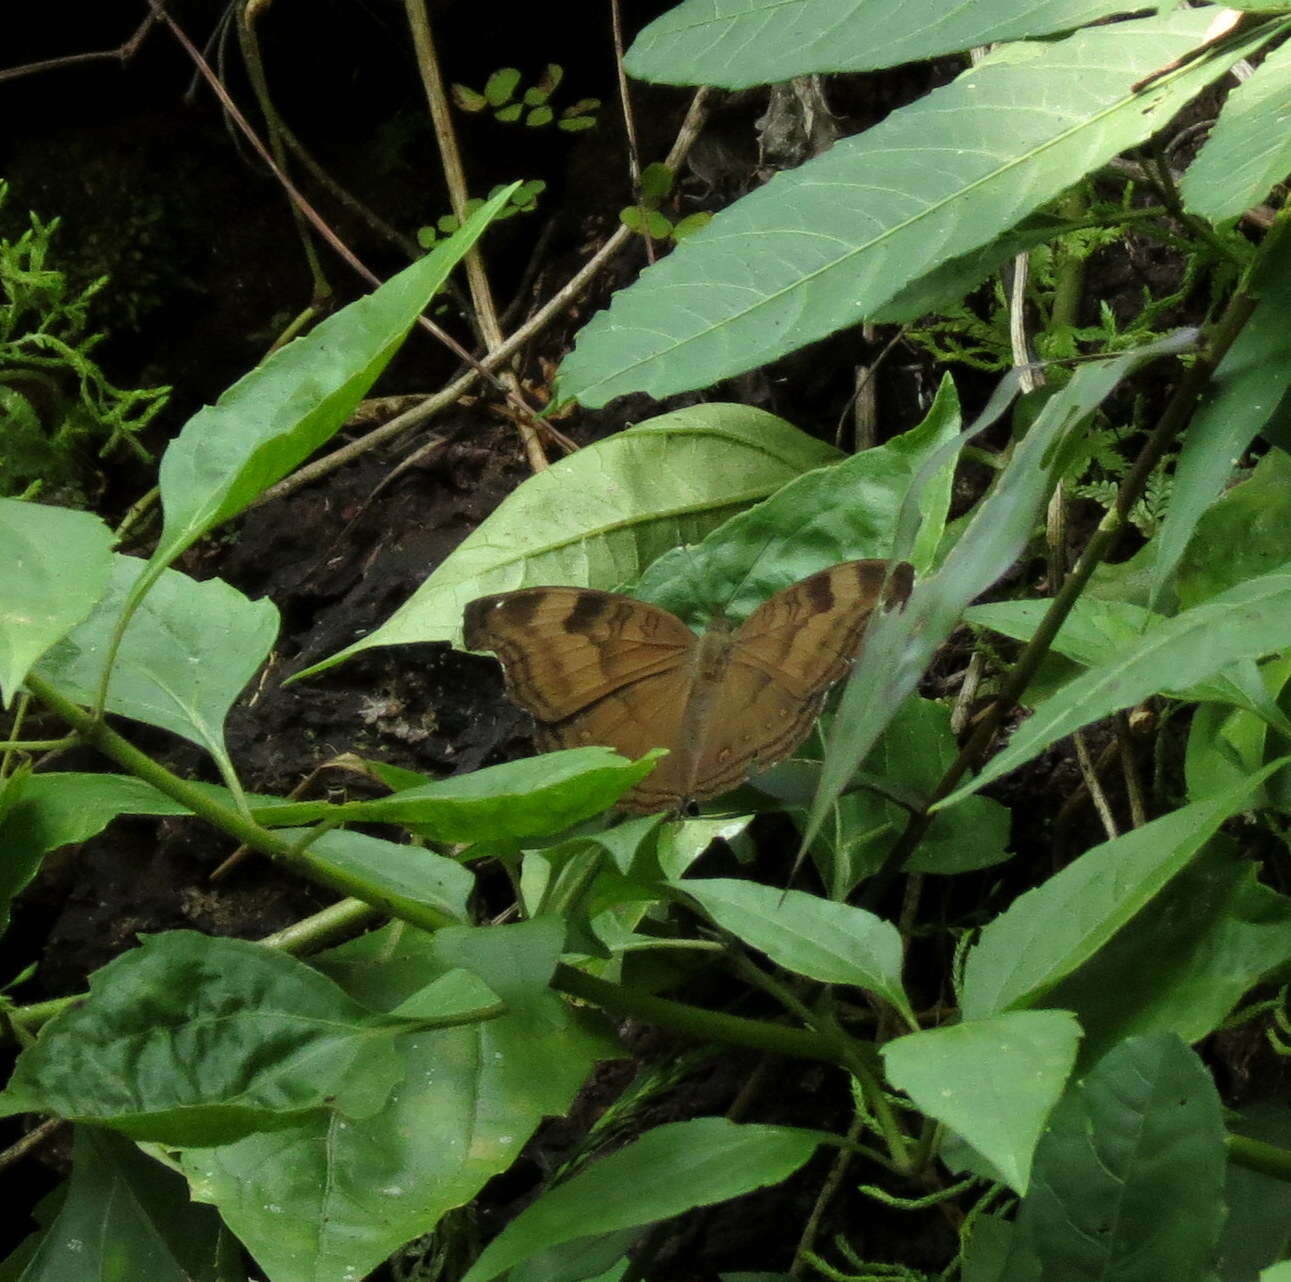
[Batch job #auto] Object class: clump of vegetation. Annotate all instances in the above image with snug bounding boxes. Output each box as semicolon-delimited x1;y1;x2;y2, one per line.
0;183;168;502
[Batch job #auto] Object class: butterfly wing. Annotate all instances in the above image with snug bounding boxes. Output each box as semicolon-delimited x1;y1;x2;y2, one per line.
532;666;695;813
464;587;697;721
689;560;912;800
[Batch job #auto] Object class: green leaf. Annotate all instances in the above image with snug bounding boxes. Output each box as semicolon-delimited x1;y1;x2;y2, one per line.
338;747;666;842
9;1127;229;1282
960;766;1281;1020
495;102;523;123
561;11;1257;406
942;564;1291;803
0;497;113;707
281;827;473;925
1263;1266;1291;1282
460;1118;823;1282
882;1010;1081;1194
672;211;712;241
674;878;912;1020
639;162;674;204
558;115;597;133
803;334;1192;849
37;555;277;779
633;374;960;625
184;924;618;1282
1004;1035;1226;1282
302;404;837;669
451;82;488;112
485;67;521;106
1182;33;1291;222
1040;844;1291;1062
1151;239;1291;609
0;773;192;937
626;0;1162;88
1;932;406;1145
154;189;516;568
810;696;1010;892
1178;448;1291;608
526;105;555;128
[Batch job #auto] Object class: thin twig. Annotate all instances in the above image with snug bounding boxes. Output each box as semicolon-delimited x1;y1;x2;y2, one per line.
610;0;653;264
254;86;713;506
402;0;547;471
0;1118;63;1172
1116;711;1148;827
0;13;157;83
149;1;551;450
1073;731;1118;840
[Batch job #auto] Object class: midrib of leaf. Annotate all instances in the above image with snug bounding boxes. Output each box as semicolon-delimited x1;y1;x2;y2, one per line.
599;21;1248;388
996;573;1291;764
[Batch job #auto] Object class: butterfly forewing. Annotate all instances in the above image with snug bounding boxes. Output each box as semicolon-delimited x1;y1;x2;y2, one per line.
689;560;910;798
463;587;695;721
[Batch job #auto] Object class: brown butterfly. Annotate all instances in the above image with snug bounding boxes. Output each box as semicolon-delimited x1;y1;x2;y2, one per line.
464;559;913;814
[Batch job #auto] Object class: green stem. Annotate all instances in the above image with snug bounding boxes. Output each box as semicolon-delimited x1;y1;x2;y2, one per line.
876;224;1280;884
1229;1133;1291;1183
18;676;879;1070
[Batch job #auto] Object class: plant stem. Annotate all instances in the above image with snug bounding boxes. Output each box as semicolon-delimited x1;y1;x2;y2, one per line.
17;675;877;1069
877;230;1275;882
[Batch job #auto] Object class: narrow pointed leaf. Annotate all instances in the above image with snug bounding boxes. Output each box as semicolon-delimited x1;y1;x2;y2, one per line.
1182;33;1291;221
154;187;516;566
461;1118;823;1282
627;0;1158;88
942;565;1291;803
562;11;1257;406
960;763;1282;1019
675;878;911;1019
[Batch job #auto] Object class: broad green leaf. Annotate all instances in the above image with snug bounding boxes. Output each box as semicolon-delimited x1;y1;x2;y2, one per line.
803;334;1193;848
302;404;837;672
1149;236;1291;607
1182;35;1291;222
432;918;566;1033
8;1127;229;1282
960;1215;1014;1282
0;497;113;707
626;0;1155;88
1040;844;1291;1062
0;773;191;937
1264;1266;1291;1282
183;924;618;1282
153;189;516;568
632;375;961;625
1;932;406;1145
281;828;473;926
37;555;277;783
961;765;1280;1019
942;565;1291;802
1178;448;1291;607
460;1118;823;1282
1004;1035;1226;1282
674;878;912;1020
561;11;1257;406
338;747;666;842
882;1010;1081;1194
